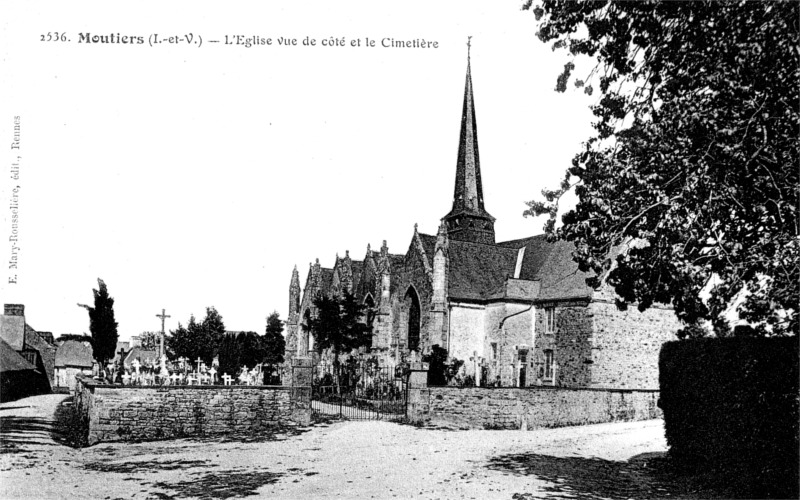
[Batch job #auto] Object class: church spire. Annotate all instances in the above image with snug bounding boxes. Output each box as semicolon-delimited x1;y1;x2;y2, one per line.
442;38;496;245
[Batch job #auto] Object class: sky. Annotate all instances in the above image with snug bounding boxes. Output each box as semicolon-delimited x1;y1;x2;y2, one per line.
1;0;596;340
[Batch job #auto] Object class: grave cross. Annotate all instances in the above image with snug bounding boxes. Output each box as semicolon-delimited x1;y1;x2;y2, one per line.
222;374;232;386
117;347;126;363
155;308;171;359
195;357;203;374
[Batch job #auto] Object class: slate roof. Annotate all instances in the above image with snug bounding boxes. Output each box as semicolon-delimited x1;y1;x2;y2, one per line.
388;254;405;269
55;340;94;368
319;268;334;296
447;240;519;301
498;235;595;301
418;234;437;261
0;337;36;373
350;260;364;289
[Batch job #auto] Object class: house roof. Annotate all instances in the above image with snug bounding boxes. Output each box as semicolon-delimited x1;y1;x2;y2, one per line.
498;235;595;301
0;337;36;373
55;340;94;368
448;240;519;301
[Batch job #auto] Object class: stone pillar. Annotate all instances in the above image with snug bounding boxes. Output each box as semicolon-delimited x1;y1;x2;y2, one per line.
290;357;313;426
406;361;430;425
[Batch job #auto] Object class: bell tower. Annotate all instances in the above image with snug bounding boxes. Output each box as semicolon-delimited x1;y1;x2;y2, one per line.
442;38;496;245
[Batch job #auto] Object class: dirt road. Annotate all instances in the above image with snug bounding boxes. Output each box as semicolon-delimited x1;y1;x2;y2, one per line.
0;394;712;499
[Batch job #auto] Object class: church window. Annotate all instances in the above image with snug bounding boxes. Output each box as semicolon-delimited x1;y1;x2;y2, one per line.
364;294;375;350
545;307;556;334
405;287;421;352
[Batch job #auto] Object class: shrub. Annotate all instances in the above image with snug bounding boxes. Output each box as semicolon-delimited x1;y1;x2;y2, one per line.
659;336;798;498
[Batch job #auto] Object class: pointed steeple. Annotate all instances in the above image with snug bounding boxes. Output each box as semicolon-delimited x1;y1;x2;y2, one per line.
289;265;301;318
442;38;496;245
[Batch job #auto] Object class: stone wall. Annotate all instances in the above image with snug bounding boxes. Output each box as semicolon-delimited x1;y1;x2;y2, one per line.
75;359;313;445
410;385;661;430
448;303;485;364
533;299;680;389
588;301;679;389
391;240;434;352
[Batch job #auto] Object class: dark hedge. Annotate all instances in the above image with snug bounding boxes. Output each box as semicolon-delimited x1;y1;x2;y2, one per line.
659;336;799;498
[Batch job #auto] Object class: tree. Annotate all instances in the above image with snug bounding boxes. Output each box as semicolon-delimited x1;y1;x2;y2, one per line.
306;292;372;371
524;1;799;336
166;307;226;364
263;311;286;383
136;331;159;350
77;278;119;367
217;331;263;377
55;333;93;346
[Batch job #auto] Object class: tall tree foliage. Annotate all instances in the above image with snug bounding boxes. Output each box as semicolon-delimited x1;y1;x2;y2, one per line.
306;292;372;369
524;1;799;336
77;278;118;366
136;331;159;351
166;307;226;364
217;331;264;377
263;311;286;381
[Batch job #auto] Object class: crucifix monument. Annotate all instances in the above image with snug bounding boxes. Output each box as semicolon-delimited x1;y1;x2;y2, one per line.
155;308;170;359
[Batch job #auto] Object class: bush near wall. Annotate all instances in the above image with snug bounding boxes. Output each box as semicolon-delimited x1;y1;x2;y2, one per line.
659;337;799;498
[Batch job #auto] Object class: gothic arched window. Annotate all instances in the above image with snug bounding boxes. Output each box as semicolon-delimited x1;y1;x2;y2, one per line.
404;287;421;352
364;294;375;350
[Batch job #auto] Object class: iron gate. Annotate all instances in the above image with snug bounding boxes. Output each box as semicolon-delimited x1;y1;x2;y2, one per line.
311;362;408;421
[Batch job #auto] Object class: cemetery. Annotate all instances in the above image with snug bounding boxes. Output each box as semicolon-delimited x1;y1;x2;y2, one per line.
73;357;313;445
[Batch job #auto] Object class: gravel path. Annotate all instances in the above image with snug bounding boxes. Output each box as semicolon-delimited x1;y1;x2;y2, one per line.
0;394;713;499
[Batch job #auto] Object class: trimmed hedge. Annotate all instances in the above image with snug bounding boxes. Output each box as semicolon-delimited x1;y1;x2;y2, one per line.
659;337;799;498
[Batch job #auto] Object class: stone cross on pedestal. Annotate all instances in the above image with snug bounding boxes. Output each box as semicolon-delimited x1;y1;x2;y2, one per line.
209;367;217;384
117;347;126;366
195;357;203;374
131;358;141;375
170;372;180;385
155;308;170;359
222;374;232;386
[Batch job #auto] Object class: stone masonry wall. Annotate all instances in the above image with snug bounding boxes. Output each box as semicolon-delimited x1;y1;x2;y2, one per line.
75;375;311;445
391;242;433;352
412;386;661;430
588;302;680;389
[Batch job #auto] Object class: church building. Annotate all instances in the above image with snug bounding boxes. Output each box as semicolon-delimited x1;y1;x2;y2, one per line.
286;55;680;389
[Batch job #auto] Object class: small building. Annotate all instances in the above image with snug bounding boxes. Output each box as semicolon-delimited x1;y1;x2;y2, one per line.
0;337;38;402
0;304;56;396
55;340;94;391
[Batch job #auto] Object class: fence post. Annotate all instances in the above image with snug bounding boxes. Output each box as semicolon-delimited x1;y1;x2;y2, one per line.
290;356;313;425
406;361;429;425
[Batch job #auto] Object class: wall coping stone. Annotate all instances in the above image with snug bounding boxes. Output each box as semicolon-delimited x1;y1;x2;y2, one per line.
77;375;292;390
425;385;660;393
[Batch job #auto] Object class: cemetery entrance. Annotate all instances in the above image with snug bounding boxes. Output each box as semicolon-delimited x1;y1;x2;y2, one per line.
311;360;408;421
